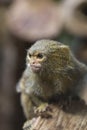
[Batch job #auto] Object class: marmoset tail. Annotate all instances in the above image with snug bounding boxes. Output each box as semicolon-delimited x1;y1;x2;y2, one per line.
17;39;87;119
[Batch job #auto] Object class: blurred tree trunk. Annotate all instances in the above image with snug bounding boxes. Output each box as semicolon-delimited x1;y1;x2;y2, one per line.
0;5;17;130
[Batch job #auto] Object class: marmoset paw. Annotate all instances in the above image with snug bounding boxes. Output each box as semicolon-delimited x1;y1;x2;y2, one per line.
34;103;51;113
34;103;52;118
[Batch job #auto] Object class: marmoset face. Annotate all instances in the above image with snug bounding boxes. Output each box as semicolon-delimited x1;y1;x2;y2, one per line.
26;39;70;73
26;50;46;73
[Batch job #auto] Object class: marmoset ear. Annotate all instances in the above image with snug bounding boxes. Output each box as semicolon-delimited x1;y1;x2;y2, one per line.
59;45;70;59
59;44;70;54
57;45;72;68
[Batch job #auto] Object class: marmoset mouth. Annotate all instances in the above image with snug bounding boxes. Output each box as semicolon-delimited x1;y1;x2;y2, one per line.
30;64;41;72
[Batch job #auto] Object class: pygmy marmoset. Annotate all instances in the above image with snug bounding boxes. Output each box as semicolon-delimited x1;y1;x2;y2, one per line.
17;40;87;119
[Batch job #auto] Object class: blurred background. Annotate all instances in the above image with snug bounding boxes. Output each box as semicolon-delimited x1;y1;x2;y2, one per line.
1;0;87;130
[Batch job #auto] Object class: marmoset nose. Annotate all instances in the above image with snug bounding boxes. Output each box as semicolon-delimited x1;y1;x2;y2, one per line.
32;61;35;64
31;60;36;65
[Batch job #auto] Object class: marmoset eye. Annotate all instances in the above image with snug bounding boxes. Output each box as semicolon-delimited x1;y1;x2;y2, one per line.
29;53;31;57
37;53;43;59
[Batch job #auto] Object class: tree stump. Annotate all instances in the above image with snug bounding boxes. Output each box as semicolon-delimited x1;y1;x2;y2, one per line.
23;99;87;130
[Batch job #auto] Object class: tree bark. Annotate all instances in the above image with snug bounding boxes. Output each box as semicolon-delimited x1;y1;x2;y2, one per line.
23;100;87;130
